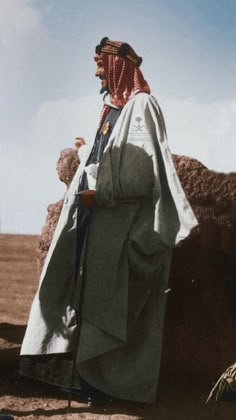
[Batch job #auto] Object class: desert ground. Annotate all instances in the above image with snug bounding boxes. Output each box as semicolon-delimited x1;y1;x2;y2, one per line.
0;233;235;419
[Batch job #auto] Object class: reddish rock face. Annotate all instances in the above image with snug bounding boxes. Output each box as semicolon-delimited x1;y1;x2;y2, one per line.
172;154;236;227
162;224;236;380
37;150;236;379
56;148;80;187
36;148;79;272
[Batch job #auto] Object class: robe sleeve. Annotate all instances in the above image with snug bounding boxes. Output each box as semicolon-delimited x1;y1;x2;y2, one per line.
95;97;155;205
96;93;198;246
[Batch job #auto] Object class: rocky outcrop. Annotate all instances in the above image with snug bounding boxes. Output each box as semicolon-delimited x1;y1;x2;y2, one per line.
36;148;79;272
36;149;236;380
37;151;236;271
172;154;236;227
160;157;236;379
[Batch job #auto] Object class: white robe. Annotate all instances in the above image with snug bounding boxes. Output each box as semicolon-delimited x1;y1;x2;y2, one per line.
20;93;198;402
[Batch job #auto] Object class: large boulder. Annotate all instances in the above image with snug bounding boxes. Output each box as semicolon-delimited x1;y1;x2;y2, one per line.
163;155;236;379
36;149;236;379
36;148;79;272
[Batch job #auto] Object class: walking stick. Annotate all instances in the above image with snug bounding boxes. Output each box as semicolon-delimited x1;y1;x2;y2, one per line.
67;199;92;412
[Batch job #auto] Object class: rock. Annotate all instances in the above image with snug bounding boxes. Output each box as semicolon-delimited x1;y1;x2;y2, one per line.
172;154;236;227
37;151;236;271
36;149;236;379
36;148;79;273
162;155;236;377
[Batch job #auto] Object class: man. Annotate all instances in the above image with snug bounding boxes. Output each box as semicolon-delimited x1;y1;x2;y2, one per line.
20;37;198;403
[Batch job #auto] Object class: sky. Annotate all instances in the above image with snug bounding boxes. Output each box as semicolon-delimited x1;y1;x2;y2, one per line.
0;0;235;234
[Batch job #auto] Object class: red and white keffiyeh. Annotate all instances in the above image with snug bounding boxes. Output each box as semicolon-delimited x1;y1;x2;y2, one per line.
95;37;151;129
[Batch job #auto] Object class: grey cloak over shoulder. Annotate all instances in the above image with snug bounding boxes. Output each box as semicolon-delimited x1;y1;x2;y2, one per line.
20;93;198;403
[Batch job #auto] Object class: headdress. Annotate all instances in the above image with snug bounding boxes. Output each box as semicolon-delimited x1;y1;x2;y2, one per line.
95;37;143;67
95;37;151;129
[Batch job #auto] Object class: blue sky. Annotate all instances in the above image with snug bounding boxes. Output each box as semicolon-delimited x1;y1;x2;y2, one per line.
0;0;235;233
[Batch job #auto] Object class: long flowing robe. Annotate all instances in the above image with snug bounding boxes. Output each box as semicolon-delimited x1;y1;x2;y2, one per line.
20;92;198;403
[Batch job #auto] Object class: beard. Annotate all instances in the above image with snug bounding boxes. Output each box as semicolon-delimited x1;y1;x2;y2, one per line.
100;84;109;94
99;75;109;94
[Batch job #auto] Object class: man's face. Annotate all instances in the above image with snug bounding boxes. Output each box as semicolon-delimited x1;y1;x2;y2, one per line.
95;59;109;94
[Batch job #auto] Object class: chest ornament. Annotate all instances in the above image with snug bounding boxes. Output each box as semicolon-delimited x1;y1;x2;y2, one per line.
102;121;111;136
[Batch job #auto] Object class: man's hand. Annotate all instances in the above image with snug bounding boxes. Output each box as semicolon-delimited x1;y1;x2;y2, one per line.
75;137;85;149
79;189;96;208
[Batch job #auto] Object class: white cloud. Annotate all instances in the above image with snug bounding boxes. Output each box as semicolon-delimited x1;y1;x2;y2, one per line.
0;0;45;48
1;93;235;234
15;4;43;37
0;93;103;234
29;94;102;153
162;97;236;172
0;1;235;235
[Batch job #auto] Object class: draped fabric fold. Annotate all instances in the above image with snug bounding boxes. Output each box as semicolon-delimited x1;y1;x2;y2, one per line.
20;92;198;403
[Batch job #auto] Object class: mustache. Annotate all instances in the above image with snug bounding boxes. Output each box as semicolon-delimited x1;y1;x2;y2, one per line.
97;75;105;80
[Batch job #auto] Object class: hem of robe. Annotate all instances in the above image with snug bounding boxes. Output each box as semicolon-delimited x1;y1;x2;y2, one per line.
19;350;158;404
20;250;171;404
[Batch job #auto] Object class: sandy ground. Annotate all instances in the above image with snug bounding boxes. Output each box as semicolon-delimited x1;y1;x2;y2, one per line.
0;233;235;419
